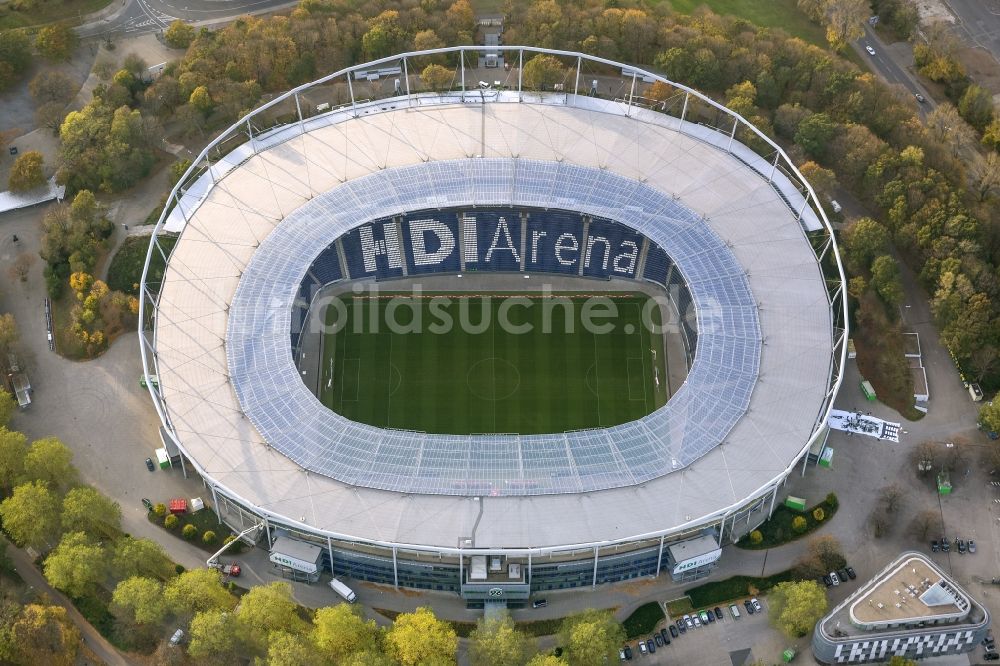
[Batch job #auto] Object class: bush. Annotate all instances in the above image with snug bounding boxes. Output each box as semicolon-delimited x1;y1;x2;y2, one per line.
622;602;666;639
202;530;216;544
792;516;807;533
153;503;167;516
182;524;197;540
223;535;235;546
749;530;763;544
825;493;838;509
163;514;178;529
175;564;185;574
813;507;825;522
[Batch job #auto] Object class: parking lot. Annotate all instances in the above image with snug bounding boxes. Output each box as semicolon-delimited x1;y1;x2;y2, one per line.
622;598;787;664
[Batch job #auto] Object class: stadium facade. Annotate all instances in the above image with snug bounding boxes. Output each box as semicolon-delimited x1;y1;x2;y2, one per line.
140;47;847;600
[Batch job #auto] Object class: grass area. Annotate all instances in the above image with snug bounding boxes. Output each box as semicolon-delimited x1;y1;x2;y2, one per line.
685;569;799;608
321;293;668;434
147;505;245;555
853;291;924;420
664;0;828;47
106;234;177;296
664;597;693;617
0;0;113;29
622;601;666;639
736;494;839;549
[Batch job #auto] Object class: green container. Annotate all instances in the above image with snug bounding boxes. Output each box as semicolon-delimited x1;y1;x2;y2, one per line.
819;448;834;468
937;471;952;495
783;648;796;662
785;496;807;511
860;379;876;401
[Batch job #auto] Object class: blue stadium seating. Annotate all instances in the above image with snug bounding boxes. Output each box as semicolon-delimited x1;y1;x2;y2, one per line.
341;218;406;280
402;212;461;274
524;210;584;274
466;209;523;272
309;244;342;285
642;244;672;286
582;217;643;279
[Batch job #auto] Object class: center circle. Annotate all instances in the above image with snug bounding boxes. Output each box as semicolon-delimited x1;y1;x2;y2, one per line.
467;357;521;401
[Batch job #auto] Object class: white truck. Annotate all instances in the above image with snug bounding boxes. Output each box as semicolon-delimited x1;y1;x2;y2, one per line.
329;577;356;603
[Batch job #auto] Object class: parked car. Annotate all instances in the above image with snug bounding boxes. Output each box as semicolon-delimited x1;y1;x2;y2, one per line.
845;566;856;580
700;610;711;624
866;45;876;55
646;638;655;654
729;604;741;620
683;614;693;629
969;540;977;553
985;652;999;662
669;624;678;638
986;640;997;653
654;633;663;647
931;539;939;552
958;539;967;554
838;568;850;582
750;598;762;613
532;599;547;608
914;93;926;103
823;574;833;587
638;640;648;655
623;645;632;660
714;607;723;620
677;618;687;633
693;615;701;627
744;599;755;614
141;497;153;511
145;457;155;472
619;647;627;662
941;537;950;552
830;571;841;586
659;628;670;645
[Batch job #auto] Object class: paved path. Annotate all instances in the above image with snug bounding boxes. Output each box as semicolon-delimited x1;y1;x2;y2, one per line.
4;537;129;666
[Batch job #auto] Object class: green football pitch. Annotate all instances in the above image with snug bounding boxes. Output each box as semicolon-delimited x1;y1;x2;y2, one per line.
318;293;669;435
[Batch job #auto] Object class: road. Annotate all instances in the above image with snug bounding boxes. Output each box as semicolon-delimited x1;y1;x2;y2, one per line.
76;0;298;38
854;25;935;118
4;537;129;666
942;0;1000;65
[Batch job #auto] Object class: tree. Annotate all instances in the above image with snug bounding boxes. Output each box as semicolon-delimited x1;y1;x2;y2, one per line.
813;507;825;522
61;486;121;539
469;612;535;666
0;481;61;550
164;567;236;616
361;11;406;60
313;604;380;663
385;606;458;666
799;161;837;202
842;218;889;274
420;64;453;91
523;54;566;90
58;100;157;193
10;604;80;666
235;581;307;647
958;84;994;132
868;506;891;537
981;401;1000;434
23;437;77;492
44;531;107;598
870;255;904;306
9;252;37;282
0;30;32;91
164;20;195;49
0;394;15;430
887;656;918;666
267;631;320;666
187;609;247;663
878;483;905;513
111;577;168;625
182;524;198;540
8;151;46;192
29;70;76;106
0;427;26;491
768;580;828;637
0;313;17;359
202;530;216;544
823;0;868;50
188;85;213;115
808;535;846;570
795;112;837;159
35;24;77;61
749;529;763;545
526;656;566;666
111;536;174;580
558;609;625;666
908;509;940;540
164;514;178;529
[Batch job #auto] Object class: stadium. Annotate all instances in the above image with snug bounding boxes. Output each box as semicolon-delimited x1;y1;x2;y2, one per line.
140;47;847;600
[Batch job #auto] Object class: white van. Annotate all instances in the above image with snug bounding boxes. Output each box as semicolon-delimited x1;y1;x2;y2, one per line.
729;604;740;620
329;578;357;603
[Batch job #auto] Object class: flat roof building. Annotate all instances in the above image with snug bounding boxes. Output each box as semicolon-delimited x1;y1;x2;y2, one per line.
813;552;989;664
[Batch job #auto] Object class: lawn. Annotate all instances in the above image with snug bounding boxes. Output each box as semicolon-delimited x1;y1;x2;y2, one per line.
0;0;113;29
147;504;245;555
320;292;668;434
736;494;839;549
622;601;666;639
663;0;828;47
685;569;799;608
106;233;177;296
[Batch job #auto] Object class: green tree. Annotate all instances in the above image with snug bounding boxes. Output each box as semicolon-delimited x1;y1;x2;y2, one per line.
981;400;1000;433
34;24;77;61
0;393;15;430
164;20;195;49
887;657;918;666
10;604;80;666
469;612;535;666
958;84;994;132
0;427;27;492
0;481;60;550
61;486;121;539
267;631;320;666
0;30;32;91
43;531;107;597
420;64;453;91
792;515;808;533
842;217;890;274
111;576;168;625
749;530;763;545
0;312;19;359
526;656;566;666
522;54;566;90
385;606;458;666
8;151;45;192
112;535;175;580
768;580;828;637
23;437;77;492
164;567;236;616
58;100;156;192
202;530;216;544
236;581;306;644
182;524;198;540
188;85;213;115
813;507;825;522
313;604;379;663
795;112;837;159
870;255;904;306
361;11;406;60
558;608;625;666
164;514;178;529
823;0;868;50
187;609;246;663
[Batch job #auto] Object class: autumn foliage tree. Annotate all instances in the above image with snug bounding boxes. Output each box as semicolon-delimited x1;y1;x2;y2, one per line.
34;23;77;61
7;151;45;192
